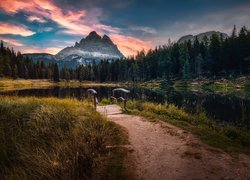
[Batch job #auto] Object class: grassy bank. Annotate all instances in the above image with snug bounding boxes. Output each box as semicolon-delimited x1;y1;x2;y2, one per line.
0;96;127;179
0;78;122;91
125;100;250;154
137;76;250;96
0;79;54;91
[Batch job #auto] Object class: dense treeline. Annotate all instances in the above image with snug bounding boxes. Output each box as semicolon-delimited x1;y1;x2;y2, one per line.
60;26;250;82
0;41;60;81
1;26;250;82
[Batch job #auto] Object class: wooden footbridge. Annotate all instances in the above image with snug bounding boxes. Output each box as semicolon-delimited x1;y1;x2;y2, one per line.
87;88;130;110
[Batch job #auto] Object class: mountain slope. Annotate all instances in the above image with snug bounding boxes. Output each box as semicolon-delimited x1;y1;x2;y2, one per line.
56;31;124;61
24;53;57;64
178;31;228;44
23;31;124;68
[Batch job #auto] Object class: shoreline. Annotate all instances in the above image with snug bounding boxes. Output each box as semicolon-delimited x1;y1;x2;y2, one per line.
0;78;123;91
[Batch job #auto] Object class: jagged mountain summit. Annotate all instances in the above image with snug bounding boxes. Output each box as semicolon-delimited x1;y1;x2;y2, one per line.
56;31;124;60
177;31;228;44
24;31;124;68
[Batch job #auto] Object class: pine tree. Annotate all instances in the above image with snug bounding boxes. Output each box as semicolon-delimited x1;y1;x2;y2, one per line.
12;65;18;79
182;59;190;80
232;25;237;39
209;34;221;75
195;54;203;77
0;56;3;76
0;40;3;54
24;65;29;79
53;63;60;82
179;44;190;78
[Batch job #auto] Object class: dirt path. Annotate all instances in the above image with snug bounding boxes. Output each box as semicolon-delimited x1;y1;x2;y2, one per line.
97;105;250;180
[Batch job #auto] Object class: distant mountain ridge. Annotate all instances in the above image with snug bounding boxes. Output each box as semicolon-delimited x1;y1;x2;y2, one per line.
23;31;124;68
177;31;228;44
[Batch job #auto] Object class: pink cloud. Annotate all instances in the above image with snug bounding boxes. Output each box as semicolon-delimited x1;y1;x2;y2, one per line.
111;34;153;57
27;15;46;23
21;46;62;54
0;22;35;36
0;0;34;13
0;0;153;56
93;24;121;34
1;37;24;46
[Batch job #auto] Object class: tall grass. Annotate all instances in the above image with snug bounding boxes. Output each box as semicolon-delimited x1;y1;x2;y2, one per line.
126;100;250;154
0;96;127;179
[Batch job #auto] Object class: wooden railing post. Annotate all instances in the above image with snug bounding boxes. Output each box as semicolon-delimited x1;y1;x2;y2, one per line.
112;88;130;110
87;89;98;110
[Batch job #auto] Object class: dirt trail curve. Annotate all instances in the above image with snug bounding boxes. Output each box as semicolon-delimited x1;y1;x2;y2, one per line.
97;105;250;180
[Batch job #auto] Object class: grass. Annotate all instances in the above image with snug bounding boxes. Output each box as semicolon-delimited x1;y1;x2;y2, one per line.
58;80;122;87
0;78;122;92
0;79;54;91
125;100;250;154
136;76;250;97
0;96;128;179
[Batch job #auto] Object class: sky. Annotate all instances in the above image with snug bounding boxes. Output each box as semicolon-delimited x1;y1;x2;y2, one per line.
0;0;250;57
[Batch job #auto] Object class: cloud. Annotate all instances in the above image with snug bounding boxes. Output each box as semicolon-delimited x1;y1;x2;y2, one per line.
21;46;62;54
0;0;110;35
27;15;47;23
129;25;157;34
93;24;121;34
111;34;153;57
0;0;153;56
37;27;53;33
0;37;24;46
154;3;250;45
43;27;53;32
0;22;35;36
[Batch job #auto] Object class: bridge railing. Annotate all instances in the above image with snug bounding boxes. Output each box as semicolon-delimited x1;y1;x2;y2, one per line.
111;88;130;110
87;88;130;110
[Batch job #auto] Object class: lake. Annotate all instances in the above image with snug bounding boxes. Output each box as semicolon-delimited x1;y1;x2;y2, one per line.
0;86;249;129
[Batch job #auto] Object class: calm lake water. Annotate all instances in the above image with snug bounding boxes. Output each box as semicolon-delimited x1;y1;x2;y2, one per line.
1;86;249;129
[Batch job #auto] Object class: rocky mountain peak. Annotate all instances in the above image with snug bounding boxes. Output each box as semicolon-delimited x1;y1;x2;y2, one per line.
102;34;113;45
54;31;124;65
85;31;102;41
177;31;228;44
25;31;124;68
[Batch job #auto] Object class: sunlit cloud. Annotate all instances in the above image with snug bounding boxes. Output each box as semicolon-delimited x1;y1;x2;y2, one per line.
93;24;121;34
1;37;24;46
0;0;152;56
27;15;47;23
0;0;112;35
111;34;153;57
37;27;53;33
0;22;35;36
21;46;62;54
129;25;157;34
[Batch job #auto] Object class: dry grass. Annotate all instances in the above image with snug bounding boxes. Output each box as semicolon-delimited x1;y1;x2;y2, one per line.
0;79;55;91
0;79;121;92
0;96;127;179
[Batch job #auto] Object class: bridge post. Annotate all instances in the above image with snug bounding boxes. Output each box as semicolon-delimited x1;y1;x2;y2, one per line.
87;89;98;110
